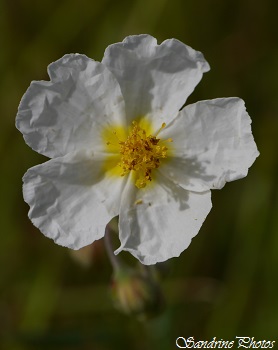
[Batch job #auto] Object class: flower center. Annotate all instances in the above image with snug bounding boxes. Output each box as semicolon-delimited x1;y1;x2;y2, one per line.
117;121;171;188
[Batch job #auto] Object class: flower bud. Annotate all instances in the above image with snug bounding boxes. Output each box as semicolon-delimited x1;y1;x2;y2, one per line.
110;267;164;320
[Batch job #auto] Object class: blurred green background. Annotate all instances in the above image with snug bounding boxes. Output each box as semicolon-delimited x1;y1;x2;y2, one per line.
1;0;277;349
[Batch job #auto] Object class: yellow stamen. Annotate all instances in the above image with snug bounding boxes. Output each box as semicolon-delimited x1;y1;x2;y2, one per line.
116;121;171;188
154;122;166;137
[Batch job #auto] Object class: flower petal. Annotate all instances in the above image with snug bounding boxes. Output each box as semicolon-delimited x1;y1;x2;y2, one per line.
23;150;125;249
16;54;126;158
160;98;259;191
115;173;212;265
102;34;209;129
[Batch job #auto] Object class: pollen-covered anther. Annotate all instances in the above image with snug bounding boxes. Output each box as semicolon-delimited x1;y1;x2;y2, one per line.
118;121;171;188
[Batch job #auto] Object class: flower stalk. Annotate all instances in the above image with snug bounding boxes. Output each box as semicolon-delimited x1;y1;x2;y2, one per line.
104;223;121;271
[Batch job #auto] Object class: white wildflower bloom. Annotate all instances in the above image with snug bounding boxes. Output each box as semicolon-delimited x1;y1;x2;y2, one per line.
16;35;259;265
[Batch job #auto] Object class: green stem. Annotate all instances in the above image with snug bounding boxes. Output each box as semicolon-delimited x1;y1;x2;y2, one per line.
104;224;121;271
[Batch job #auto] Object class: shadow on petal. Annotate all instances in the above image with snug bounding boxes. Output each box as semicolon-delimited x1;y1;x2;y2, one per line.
161;154;217;191
155;173;190;211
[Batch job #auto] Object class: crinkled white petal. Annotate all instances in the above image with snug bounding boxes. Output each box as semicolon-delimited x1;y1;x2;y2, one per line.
115;173;212;265
102;34;209;130
16;54;126;158
23;150;125;249
160;98;259;191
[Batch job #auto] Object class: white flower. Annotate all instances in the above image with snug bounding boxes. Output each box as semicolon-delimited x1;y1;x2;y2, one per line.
16;35;259;265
